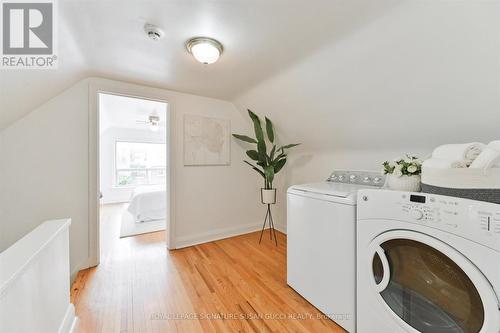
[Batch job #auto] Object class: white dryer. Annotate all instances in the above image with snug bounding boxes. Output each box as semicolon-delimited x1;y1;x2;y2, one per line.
357;189;500;333
287;170;385;332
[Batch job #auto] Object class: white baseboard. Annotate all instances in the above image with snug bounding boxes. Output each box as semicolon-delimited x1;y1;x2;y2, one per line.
175;222;264;249
58;304;78;333
274;223;287;234
70;256;95;284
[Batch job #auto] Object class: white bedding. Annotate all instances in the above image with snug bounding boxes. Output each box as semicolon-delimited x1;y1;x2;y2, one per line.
127;185;166;223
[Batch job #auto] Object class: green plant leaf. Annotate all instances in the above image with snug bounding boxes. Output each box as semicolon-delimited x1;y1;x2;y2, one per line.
264;165;275;187
265;117;274;143
274;158;287;174
246;150;259;161
244;160;265;178
270;145;276;160
248;110;264;142
232;134;257;144
266;154;272;166
257;140;267;162
281;143;300;150
273;152;287;163
244;160;256;168
240;111;298;187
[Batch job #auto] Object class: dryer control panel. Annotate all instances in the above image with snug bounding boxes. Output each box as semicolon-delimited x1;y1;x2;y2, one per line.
357;189;500;252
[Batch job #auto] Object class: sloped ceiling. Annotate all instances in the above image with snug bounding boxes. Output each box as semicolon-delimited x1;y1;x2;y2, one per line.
235;1;500;150
0;0;401;129
1;0;499;152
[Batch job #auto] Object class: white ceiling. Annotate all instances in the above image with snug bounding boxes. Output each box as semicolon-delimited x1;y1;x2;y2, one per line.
0;0;401;129
2;0;498;152
236;1;500;150
99;93;167;133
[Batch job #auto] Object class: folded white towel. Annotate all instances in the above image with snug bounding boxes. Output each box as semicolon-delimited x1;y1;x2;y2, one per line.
487;141;500;167
431;142;485;166
423;158;467;169
469;147;500;169
488;140;500;151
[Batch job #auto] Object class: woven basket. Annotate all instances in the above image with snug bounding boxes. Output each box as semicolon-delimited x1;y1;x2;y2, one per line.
421;167;500;204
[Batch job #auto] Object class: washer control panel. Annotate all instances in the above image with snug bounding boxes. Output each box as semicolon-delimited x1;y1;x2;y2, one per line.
402;203;438;222
327;170;385;187
358;189;500;252
470;208;500;234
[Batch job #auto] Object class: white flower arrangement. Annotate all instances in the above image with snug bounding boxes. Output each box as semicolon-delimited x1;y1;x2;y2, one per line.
383;154;422;178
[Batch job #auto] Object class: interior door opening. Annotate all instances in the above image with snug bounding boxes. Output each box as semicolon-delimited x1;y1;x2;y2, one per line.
97;92;169;260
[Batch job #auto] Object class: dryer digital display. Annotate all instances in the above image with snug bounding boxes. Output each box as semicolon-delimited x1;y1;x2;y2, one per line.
410;195;426;203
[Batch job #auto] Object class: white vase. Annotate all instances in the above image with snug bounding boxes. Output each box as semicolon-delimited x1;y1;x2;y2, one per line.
261;188;277;204
387;174;421;192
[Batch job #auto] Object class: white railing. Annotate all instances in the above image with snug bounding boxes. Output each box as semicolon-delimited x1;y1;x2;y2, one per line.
0;219;77;333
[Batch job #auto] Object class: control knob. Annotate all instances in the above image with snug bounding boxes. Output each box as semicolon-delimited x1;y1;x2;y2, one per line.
409;209;424;220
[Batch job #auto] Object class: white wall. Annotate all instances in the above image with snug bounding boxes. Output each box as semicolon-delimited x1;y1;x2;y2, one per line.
87;78;263;248
3;1;498;262
167;90;263;247
0;131;5;252
235;1;500;230
236;1;500;150
1;77;263;274
0;80;90;275
100;127;166;204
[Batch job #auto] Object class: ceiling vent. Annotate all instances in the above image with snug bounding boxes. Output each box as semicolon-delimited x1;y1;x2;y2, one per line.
144;24;164;41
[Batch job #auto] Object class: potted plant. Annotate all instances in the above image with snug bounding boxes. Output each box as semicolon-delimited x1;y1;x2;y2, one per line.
233;110;300;244
383;154;422;192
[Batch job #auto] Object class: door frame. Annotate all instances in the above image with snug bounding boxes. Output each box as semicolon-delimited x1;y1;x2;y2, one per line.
88;78;176;267
366;229;500;333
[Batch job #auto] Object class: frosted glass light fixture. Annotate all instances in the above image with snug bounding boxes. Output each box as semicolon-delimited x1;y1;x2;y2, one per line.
186;37;223;64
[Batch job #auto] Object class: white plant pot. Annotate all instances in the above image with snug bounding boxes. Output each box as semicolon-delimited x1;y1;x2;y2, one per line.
261;188;277;204
387;174;422;192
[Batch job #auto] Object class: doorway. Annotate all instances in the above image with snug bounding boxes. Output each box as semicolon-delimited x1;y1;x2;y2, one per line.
96;92;170;261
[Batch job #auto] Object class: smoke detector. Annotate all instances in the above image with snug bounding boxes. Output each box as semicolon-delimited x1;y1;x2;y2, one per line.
144;24;164;41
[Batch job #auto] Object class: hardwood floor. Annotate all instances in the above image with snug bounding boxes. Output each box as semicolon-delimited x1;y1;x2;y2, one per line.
71;207;346;333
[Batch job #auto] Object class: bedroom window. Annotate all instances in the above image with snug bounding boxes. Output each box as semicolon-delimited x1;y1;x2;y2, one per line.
115;141;166;187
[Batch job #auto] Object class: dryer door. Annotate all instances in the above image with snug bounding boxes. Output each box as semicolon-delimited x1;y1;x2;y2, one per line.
367;230;500;333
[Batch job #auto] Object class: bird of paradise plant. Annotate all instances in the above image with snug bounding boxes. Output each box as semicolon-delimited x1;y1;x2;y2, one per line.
232;110;300;189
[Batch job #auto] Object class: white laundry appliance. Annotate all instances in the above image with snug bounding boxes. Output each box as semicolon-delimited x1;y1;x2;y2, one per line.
287;170;385;333
357;189;500;333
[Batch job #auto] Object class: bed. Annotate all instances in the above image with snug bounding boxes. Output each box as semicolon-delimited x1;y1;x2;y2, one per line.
127;185;166;223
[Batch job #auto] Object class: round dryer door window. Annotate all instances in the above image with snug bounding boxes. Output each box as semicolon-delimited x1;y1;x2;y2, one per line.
368;231;500;333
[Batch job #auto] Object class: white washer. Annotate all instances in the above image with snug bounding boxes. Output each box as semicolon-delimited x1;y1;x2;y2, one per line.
287;170;385;333
357;189;500;333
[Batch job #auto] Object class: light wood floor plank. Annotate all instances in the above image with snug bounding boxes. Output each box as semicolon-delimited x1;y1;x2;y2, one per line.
72;205;346;333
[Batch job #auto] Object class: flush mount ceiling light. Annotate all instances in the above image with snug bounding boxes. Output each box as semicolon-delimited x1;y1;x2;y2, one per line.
186;37;223;64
